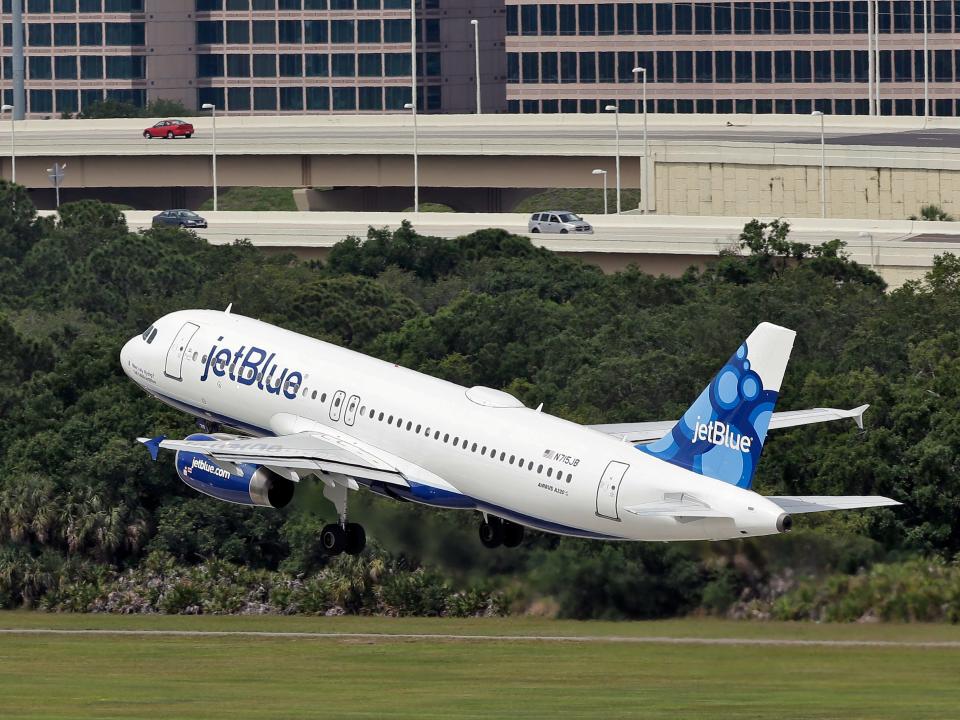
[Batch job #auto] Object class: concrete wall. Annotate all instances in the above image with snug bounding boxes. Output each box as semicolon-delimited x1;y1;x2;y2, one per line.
655;163;960;220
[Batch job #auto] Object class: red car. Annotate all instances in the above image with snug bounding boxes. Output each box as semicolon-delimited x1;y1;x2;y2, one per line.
143;119;194;139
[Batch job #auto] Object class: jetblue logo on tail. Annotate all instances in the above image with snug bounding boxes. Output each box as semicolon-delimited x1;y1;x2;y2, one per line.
199;336;303;400
692;418;753;454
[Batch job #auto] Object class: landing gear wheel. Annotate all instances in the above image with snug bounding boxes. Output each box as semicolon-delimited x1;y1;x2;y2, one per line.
321;523;347;555
479;516;504;548
502;522;524;548
345;523;366;555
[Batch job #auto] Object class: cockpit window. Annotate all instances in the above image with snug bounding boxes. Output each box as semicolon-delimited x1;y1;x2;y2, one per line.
147;327;158;344
141;324;154;340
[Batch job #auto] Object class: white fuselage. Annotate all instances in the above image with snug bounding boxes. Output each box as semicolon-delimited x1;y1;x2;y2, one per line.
121;310;788;541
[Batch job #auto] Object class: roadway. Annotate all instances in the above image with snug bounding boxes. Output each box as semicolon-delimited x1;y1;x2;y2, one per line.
7;114;960;158
123;210;960;287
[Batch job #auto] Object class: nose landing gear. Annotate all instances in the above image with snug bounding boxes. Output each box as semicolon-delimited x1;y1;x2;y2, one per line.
478;515;524;549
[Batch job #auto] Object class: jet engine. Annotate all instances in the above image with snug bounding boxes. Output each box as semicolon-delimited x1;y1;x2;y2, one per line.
173;433;295;509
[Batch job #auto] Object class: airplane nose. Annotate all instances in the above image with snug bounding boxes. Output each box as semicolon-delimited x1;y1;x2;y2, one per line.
120;338;135;377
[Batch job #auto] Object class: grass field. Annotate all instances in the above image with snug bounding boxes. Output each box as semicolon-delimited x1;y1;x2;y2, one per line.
0;614;958;719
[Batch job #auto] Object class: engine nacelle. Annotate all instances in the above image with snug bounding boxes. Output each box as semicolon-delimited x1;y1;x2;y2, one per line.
174;433;295;509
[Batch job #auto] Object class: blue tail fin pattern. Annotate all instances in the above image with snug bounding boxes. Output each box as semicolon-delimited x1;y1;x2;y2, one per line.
638;323;796;489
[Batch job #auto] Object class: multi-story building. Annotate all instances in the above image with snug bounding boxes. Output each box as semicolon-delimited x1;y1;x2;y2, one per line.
0;0;506;116
505;1;960;116
1;0;958;117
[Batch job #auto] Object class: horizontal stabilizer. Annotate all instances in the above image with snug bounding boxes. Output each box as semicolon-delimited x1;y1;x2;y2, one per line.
590;405;869;444
623;493;732;520
766;495;901;514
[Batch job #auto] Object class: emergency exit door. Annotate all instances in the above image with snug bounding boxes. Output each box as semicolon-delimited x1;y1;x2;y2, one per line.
164;322;199;381
596;461;629;520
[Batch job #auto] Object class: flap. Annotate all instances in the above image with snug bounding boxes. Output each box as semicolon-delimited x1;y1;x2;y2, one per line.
142;431;408;487
623;493;731;520
590;405;869;444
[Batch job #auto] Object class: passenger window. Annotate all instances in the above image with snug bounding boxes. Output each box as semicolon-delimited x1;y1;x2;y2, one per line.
490;448;496;458
397;418;402;427
335;396;342;407
499;452;505;461
528;461;534;471
443;433;449;443
416;424;422;433
321;393;327;402
510;455;515;464
311;390;317;399
379;412;384;421
462;439;468;449
547;468;553;477
406;421;412;430
471;443;477;452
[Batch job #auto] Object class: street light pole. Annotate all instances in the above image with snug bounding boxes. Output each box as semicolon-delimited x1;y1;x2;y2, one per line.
867;0;874;115
201;103;218;211
812;110;826;218
592;169;608;214
923;0;929;123
404;102;419;211
1;105;14;183
633;66;648;213
874;0;880;113
603;104;621;214
12;0;24;121
470;19;481;114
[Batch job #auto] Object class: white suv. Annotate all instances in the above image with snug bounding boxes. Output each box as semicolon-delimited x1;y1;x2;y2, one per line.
528;211;593;234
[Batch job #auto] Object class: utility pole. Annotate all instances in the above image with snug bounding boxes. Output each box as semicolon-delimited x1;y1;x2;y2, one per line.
12;0;25;120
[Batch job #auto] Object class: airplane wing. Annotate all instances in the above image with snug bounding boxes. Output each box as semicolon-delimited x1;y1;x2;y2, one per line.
590;405;869;444
140;431;409;487
765;496;901;514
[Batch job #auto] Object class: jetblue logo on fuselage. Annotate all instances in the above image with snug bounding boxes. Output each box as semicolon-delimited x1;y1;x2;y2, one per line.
199;336;303;400
692;418;753;453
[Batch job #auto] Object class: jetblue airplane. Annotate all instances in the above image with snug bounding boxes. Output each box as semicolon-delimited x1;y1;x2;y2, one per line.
123;308;899;556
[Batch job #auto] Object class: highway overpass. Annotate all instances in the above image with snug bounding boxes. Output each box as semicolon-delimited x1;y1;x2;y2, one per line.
8;114;960;219
123;210;960;288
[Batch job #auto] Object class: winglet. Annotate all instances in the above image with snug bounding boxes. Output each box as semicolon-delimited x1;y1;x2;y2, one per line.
137;435;167;462
851;404;869;431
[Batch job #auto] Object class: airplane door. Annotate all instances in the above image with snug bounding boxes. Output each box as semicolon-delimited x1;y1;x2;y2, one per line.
164;322;199;381
344;394;360;426
329;390;346;422
596;461;629;520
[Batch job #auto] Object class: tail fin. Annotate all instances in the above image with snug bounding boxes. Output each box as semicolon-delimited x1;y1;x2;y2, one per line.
639;322;796;489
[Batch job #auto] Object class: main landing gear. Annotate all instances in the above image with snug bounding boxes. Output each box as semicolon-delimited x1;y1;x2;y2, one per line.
478;515;524;549
321;475;366;556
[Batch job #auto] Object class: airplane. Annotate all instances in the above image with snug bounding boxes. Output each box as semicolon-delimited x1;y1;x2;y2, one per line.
122;308;900;556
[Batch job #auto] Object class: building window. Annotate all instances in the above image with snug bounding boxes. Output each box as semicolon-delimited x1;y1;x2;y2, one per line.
541;3;558;35
80;21;103;45
228;86;250;110
254;86;277;110
54;23;76;46
29;89;53;114
617;51;634;81
197;53;224;77
29;56;53;80
506;52;518;82
227;20;249;43
560;4;576;34
385;86;410;109
695;50;712;81
598;51;614;82
676;3;693;33
754;2;772;32
105;0;144;8
305;53;328;76
579;4;596;34
734;50;752;82
357;52;380;76
357;19;380;42
813;1;831;31
835;0;852;32
105;22;145;45
28;0;51;10
506;5;518;35
560;51;576;83
55;55;77;78
279;53;302;75
579;51;595;82
755;50;772;81
79;0;100;9
331;19;354;42
383;18;409;42
794;50;811;81
329;84;357;109
384;52;409;76
617;2;634;33
252;20;275;43
521;51;538;83
306;86;330;110
656;50;673;82
814;49;831;81
55;0;78;10
278;19;301;43
655;3;672;33
774;49;791;81
253;53;276;76
81;88;103;108
197;20;223;44
598;3;615;34
227;53;250;76
521;4;538;35
676;50;692;82
358;86;382;110
331;52;354;76
106;55;145;78
773;2;791;32
280;86;303;110
716;50;732;81
304;20;327;43
56;89;78;114
80;54;103;78
715;2;732;32
695;3;712;33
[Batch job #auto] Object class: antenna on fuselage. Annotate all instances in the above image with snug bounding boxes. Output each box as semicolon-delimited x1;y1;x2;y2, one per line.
536;403;543;413
225;303;233;314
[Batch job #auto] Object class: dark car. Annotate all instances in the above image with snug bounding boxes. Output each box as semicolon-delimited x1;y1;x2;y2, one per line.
143;119;194;139
152;209;208;229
